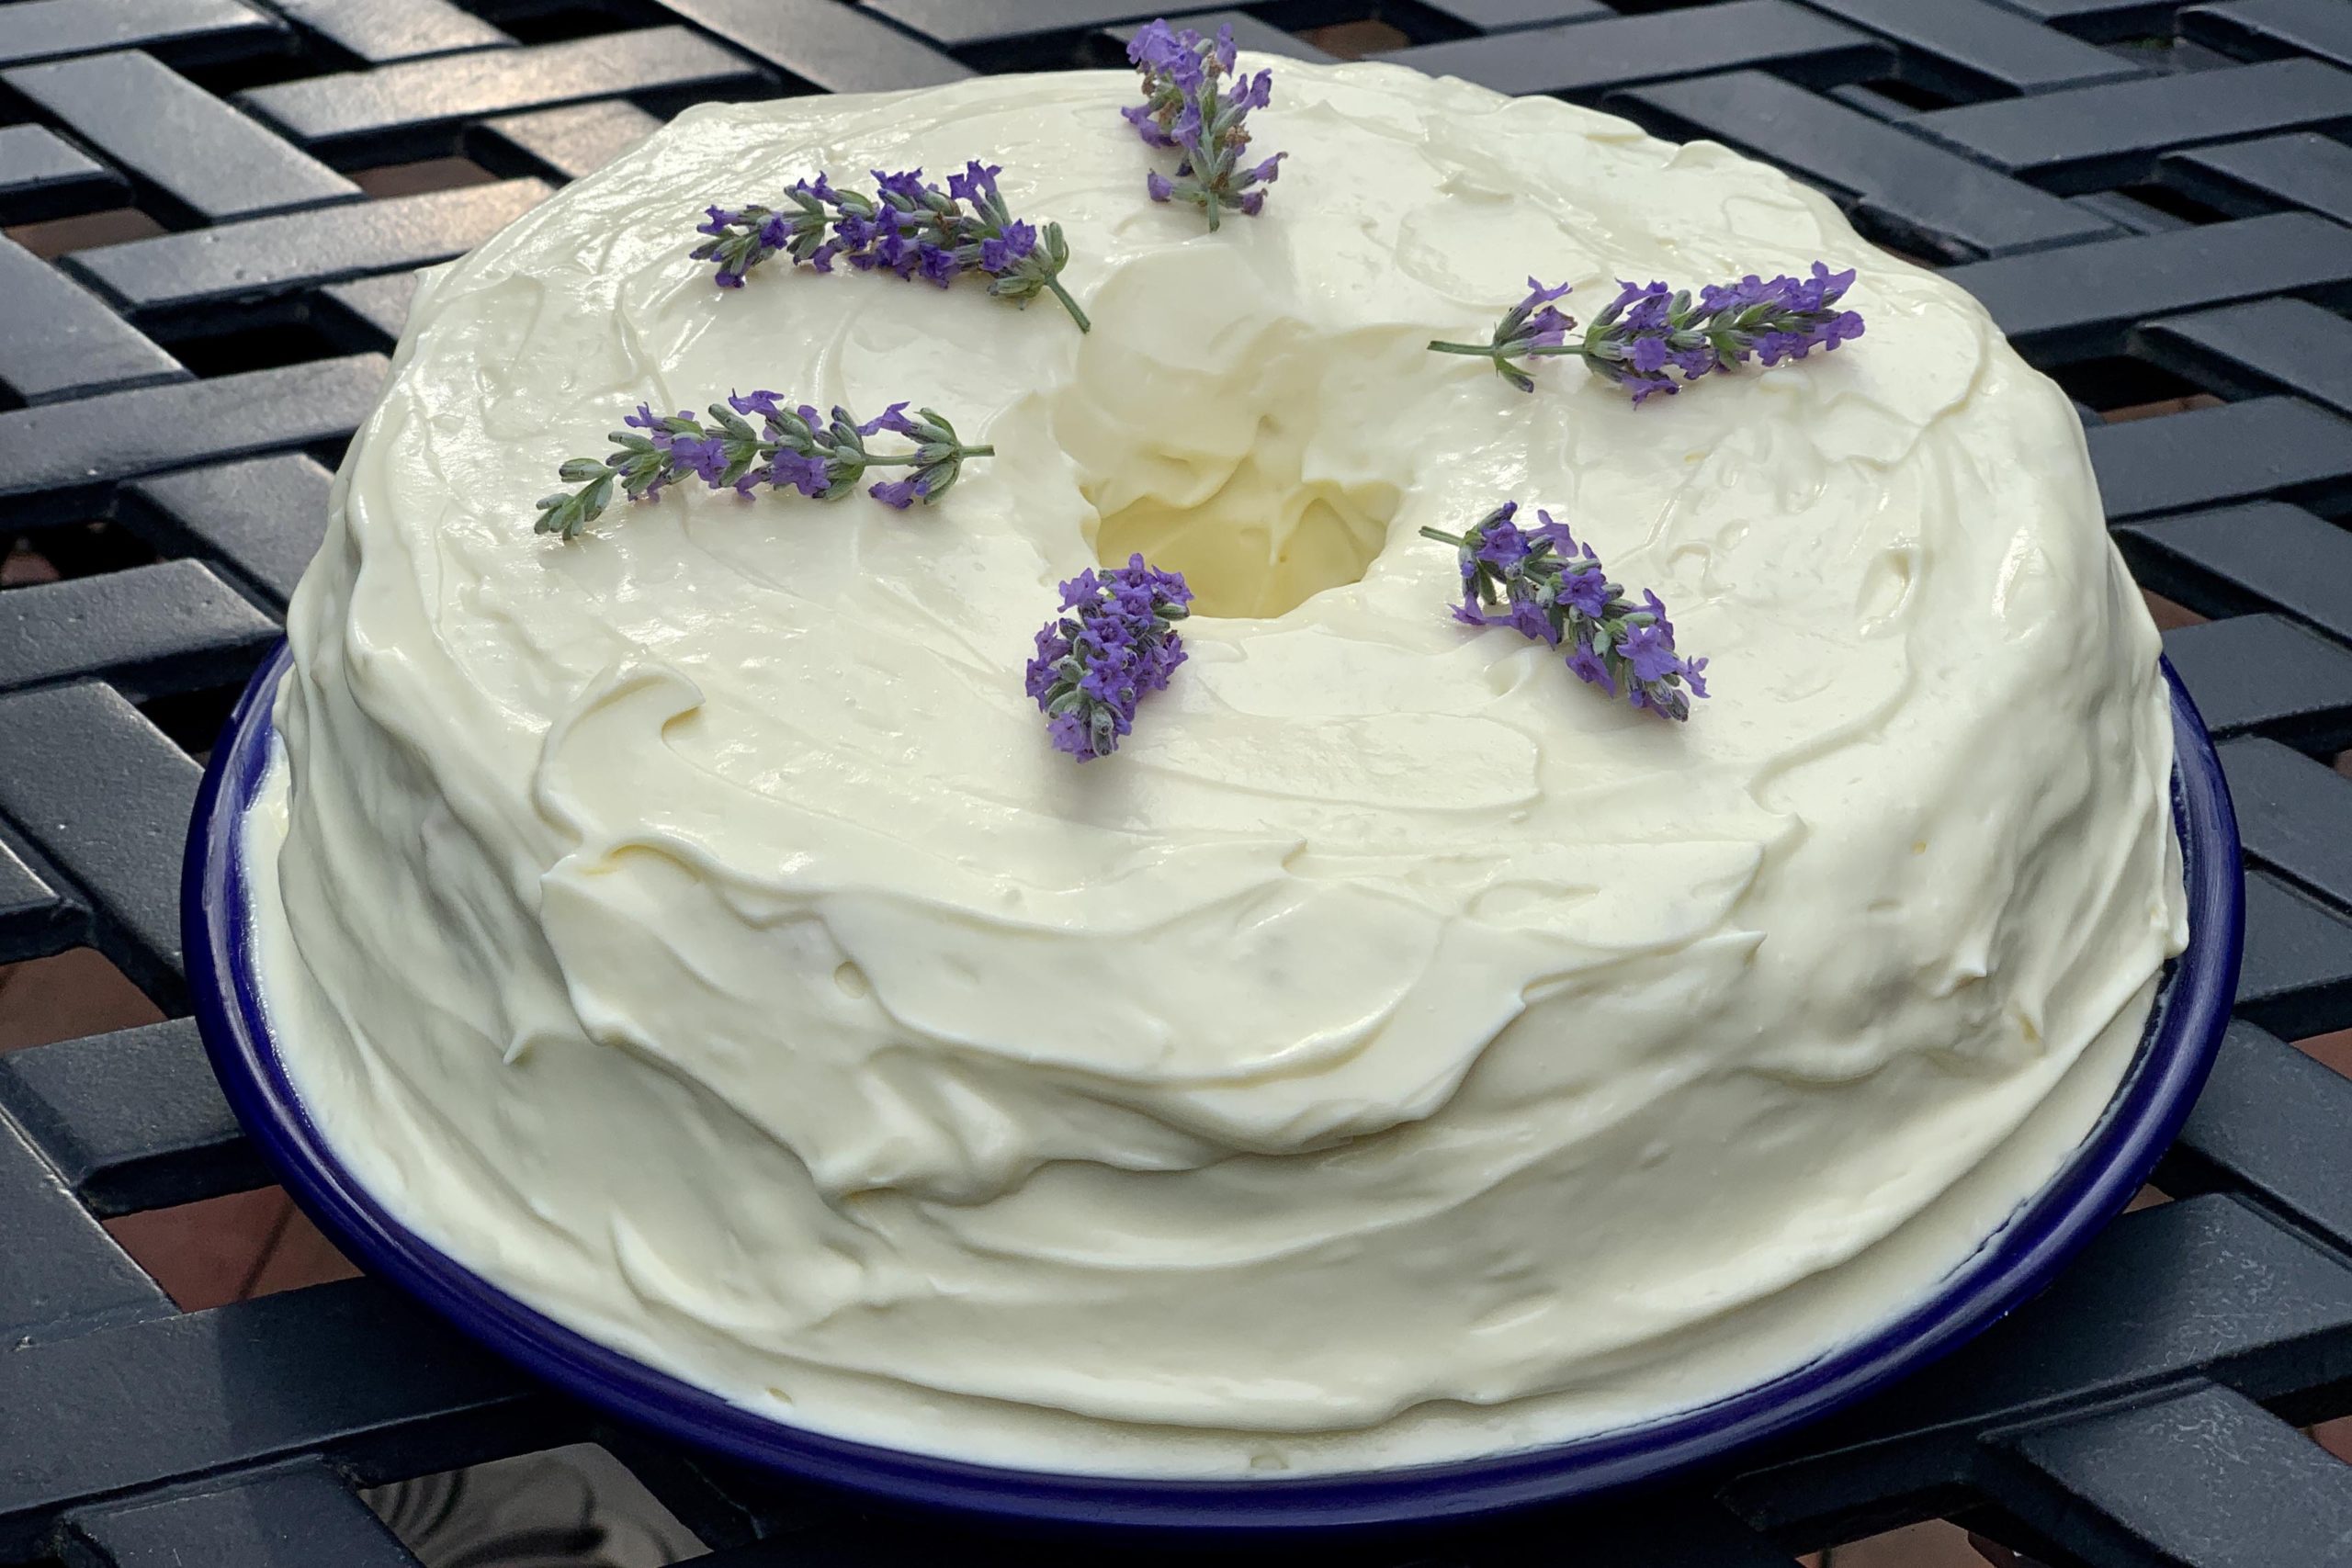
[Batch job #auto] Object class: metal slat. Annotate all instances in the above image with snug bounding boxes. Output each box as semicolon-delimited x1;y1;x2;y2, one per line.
65;180;550;318
2162;615;2352;751
651;0;973;90
0;0;283;72
863;0;1231;48
2220;737;2352;912
0;560;277;700
318;272;422;345
61;1459;426;1568
470;102;662;183
2237;871;2352;1041
1379;0;1891;99
0;682;201;997
2137;297;2352;418
2163;131;2352;228
2169;1020;2352;1248
2182;0;2352;69
267;0;513;64
1946;212;2352;362
0;123;127;226
1979;0;2179;40
1793;0;2149;96
117;455;337;612
1989;1382;2352;1568
2086;397;2352;521
0;829;77;964
1911;57;2352;192
1102;12;1339;63
0;1280;552;1562
234;28;767;152
1620;69;2118;262
3;51;361;223
1419;0;1615;31
0;355;388;524
0;1111;171;1346
0;1017;264;1216
1724;1197;2352;1540
2118;502;2352;646
0;238;186;406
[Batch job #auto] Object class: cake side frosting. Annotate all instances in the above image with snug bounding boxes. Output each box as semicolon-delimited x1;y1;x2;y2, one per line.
246;57;2187;1475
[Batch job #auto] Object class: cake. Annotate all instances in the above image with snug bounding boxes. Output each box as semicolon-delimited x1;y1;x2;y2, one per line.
243;46;2187;1478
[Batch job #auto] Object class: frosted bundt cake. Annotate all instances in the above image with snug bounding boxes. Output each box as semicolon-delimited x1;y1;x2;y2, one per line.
244;34;2185;1478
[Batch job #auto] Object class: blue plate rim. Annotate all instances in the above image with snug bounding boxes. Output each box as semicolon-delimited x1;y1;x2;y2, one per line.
184;642;2245;1532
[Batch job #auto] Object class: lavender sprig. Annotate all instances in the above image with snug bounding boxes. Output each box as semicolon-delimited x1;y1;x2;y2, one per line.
1124;20;1284;231
534;396;992;540
1428;263;1864;403
1024;554;1193;761
1420;501;1707;721
692;162;1088;331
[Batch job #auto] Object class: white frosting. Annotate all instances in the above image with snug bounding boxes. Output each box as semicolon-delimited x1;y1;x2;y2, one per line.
247;58;2187;1477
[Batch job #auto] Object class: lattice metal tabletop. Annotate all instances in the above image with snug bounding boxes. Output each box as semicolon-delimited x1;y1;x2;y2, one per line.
3;2;2352;1564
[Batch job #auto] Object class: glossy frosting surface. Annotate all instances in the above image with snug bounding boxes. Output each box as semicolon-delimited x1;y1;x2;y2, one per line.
248;58;2185;1476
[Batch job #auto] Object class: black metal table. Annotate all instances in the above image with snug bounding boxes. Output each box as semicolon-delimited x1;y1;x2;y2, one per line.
5;2;2352;1564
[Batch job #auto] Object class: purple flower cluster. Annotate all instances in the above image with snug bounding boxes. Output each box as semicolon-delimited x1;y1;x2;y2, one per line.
535;396;991;539
1123;20;1283;231
1024;554;1193;760
1420;502;1707;721
691;162;1088;331
1429;262;1864;403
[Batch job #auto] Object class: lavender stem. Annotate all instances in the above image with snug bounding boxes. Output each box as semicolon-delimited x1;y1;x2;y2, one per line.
1043;276;1091;333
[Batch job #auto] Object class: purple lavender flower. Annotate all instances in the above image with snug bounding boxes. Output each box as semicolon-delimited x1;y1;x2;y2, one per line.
1124;19;1284;231
534;395;993;539
874;169;931;206
691;163;1088;331
533;404;700;536
1565;637;1614;695
979;219;1035;274
618;405;693;499
1428;262;1863;402
1418;502;1707;720
1122;101;1177;150
1024;554;1193;761
693;207;765;289
1557;563;1616;621
689;175;844;287
769;449;832;499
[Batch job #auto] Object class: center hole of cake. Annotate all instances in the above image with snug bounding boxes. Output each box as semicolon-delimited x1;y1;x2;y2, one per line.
1057;311;1408;621
1087;425;1392;620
